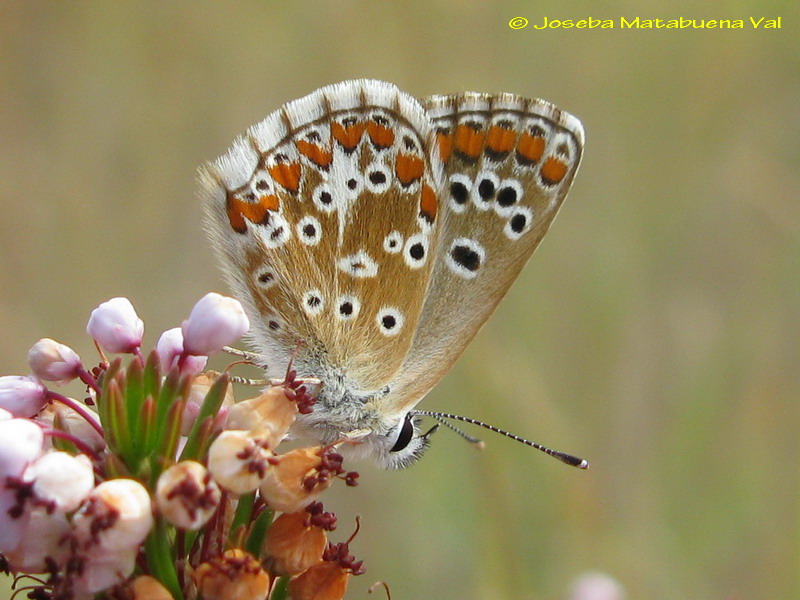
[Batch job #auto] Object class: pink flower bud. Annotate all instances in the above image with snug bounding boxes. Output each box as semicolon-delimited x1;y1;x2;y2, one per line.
27;338;83;384
181;293;250;356
0;376;47;418
156;327;207;375
86;297;144;354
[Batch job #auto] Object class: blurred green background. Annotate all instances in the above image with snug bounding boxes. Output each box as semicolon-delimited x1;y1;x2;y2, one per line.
1;1;797;599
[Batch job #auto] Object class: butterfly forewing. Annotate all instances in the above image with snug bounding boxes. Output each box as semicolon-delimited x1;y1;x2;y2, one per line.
384;91;584;413
201;81;444;395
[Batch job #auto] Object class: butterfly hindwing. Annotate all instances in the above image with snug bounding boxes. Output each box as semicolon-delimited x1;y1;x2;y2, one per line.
384;91;584;413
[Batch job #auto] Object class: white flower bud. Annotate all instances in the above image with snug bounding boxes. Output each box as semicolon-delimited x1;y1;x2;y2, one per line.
156;461;220;530
156;327;207;375
0;375;47;418
86;297;144;354
208;430;272;495
25;452;94;513
181;293;249;356
3;507;71;573
0;418;44;479
75;546;138;595
27;338;83;384
73;479;153;552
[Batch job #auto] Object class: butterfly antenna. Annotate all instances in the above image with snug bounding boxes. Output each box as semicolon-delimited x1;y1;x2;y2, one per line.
411;410;589;469
426;414;485;449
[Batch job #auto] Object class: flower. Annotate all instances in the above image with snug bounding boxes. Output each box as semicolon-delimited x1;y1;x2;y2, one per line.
0;375;47;418
264;502;336;576
156;327;208;375
259;447;345;513
73;479;153;552
207;430;273;495
0;293;370;600
193;549;271;600
86;297;144;354
287;536;365;600
25;451;94;513
181;292;249;356
156;461;220;530
27;338;83;384
226;385;298;447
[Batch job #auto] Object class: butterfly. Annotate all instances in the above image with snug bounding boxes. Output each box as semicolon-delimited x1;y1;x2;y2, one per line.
199;80;584;468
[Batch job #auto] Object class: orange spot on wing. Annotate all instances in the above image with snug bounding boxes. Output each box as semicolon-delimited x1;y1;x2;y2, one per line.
419;184;437;223
516;132;545;164
226;194;279;233
268;162;302;193
367;121;395;149
453;124;485;159
331;121;366;151
258;194;280;212
486;125;516;155
296;140;333;169
540;157;569;185
436;131;453;163
395;154;425;186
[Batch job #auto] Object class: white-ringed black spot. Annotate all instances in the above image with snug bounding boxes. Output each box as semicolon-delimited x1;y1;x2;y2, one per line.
452;246;480;271
335;295;361;321
446;237;485;279
257;270;276;288
451;182;468;203
478;178;496;200
302;290;325;316
503;206;534;240
255;179;270;191
497;186;517;207
383;231;403;254
471;171;499;211
376;307;404;337
313;185;335;213
403;233;429;269
448;174;472;214
347;178;358;190
296;215;322;246
494;179;523;217
365;163;391;194
268;320;280;331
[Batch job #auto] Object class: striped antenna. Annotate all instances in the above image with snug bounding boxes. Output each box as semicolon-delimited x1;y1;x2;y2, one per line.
411;410;589;469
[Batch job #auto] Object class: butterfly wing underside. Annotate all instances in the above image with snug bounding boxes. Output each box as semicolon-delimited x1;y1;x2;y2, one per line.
384;92;584;413
200;81;445;396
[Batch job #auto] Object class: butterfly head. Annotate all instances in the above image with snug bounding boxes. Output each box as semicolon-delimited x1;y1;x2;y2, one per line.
345;412;439;470
289;379;438;469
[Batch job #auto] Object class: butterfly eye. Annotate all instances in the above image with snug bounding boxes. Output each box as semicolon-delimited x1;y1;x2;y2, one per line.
389;413;415;452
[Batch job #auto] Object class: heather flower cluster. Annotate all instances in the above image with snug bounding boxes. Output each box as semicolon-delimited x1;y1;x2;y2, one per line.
0;293;365;600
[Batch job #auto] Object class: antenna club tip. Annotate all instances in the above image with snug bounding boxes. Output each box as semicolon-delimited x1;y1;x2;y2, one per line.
578;459;590;470
472;441;486;451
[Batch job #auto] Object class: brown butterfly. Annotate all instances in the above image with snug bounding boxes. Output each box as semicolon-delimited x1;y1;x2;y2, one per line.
199;80;584;468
